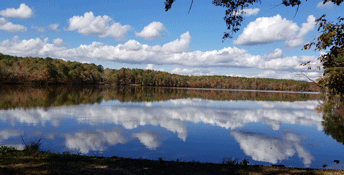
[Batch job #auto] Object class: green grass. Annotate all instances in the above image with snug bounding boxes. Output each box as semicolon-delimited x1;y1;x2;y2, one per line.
0;146;343;175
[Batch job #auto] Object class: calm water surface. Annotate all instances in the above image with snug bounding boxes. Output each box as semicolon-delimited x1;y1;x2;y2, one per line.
0;86;343;169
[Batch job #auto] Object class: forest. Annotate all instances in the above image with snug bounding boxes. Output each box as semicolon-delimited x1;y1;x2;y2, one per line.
0;53;320;91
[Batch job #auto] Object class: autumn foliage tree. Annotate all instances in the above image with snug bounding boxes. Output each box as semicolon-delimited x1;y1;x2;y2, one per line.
0;54;104;85
304;16;344;94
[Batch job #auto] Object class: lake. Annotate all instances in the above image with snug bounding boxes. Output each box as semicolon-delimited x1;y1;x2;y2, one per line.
0;85;343;169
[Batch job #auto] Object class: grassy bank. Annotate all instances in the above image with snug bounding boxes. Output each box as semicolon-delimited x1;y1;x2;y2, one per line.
0;146;342;175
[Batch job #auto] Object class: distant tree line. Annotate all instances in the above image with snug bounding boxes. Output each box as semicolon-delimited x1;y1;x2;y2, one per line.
0;54;320;91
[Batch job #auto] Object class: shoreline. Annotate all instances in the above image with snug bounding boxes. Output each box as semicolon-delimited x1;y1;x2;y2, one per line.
0;147;342;175
162;86;321;94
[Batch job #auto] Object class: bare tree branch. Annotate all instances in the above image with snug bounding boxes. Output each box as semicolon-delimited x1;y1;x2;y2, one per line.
293;4;299;18
188;0;194;14
296;72;324;88
21;135;27;147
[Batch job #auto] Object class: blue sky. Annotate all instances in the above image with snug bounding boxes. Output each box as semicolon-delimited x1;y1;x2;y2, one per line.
0;0;342;80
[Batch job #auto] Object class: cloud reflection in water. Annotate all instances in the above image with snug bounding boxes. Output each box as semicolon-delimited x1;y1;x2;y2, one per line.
0;99;322;163
231;131;314;167
132;131;161;150
0;100;322;141
65;128;127;154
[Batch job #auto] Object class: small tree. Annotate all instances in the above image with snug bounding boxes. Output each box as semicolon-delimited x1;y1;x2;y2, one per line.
304;16;344;94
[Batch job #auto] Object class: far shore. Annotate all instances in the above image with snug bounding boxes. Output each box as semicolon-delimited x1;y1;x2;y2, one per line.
0;54;321;93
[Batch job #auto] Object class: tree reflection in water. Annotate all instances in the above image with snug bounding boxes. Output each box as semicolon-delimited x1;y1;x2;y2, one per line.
0;85;318;110
319;93;344;144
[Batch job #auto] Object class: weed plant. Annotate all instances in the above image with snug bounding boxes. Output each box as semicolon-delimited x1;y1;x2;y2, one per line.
0;145;16;155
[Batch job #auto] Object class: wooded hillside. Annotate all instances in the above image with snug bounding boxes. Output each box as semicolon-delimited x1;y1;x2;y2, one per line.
0;54;320;91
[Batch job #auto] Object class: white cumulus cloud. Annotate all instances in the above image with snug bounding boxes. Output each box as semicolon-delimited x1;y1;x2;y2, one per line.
67;11;131;40
171;68;215;76
0;17;27;32
135;21;166;40
145;64;164;71
0;33;321;80
49;23;60;31
0;36;65;56
233;8;260;16
31;25;45;32
53;38;66;47
0;3;33;19
257;70;322;81
234;15;316;47
161;31;191;53
285;15;317;47
145;64;154;70
317;1;334;8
